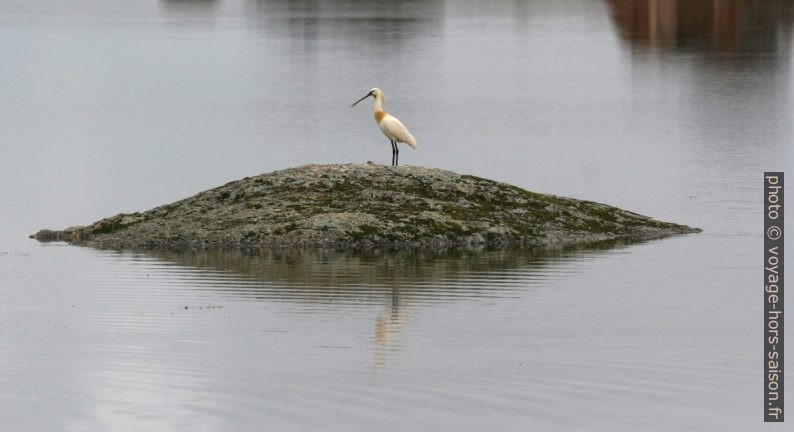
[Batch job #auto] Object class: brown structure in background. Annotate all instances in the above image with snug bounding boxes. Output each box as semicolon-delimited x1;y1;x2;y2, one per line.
605;0;793;53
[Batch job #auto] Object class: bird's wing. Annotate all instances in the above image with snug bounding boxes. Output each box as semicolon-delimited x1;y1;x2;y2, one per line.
382;115;417;148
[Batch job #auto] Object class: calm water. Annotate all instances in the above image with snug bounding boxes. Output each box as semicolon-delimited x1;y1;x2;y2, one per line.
1;0;792;430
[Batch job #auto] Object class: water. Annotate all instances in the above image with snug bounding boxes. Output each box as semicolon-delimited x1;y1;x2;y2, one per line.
0;0;792;430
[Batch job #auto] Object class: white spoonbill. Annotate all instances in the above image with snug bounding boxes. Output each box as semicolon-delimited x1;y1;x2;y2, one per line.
351;88;417;166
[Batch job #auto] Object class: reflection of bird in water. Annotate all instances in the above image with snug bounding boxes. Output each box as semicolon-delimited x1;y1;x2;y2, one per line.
373;285;414;370
351;88;417;166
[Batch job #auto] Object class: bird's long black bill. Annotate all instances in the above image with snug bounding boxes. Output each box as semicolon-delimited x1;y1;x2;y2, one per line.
351;93;371;107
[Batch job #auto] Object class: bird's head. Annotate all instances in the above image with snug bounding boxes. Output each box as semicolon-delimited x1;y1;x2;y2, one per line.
351;88;384;107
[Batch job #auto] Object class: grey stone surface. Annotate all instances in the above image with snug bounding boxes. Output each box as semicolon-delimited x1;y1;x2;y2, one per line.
32;164;700;251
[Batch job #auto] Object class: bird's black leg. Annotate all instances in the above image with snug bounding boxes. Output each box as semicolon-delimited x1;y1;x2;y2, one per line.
391;140;396;166
395;144;399;166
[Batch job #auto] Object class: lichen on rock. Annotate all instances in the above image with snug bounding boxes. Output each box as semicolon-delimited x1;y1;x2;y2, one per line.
31;164;700;251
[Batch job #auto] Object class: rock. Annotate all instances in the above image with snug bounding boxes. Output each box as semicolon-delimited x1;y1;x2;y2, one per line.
31;164;700;251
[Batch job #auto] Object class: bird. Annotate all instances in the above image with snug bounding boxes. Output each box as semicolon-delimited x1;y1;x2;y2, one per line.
351;88;417;166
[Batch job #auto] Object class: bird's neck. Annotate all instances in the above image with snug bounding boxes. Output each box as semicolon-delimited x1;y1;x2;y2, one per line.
373;95;383;113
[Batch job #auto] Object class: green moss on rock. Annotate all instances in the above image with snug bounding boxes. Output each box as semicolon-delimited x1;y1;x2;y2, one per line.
31;163;700;251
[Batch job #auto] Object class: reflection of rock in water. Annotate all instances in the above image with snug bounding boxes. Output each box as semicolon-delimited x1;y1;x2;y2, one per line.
149;240;642;298
605;0;793;54
151;248;549;300
148;239;652;368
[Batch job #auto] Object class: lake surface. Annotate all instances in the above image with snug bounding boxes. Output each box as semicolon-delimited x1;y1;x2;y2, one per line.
1;0;792;430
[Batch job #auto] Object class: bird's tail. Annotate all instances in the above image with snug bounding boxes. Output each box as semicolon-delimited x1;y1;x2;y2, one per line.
403;132;417;149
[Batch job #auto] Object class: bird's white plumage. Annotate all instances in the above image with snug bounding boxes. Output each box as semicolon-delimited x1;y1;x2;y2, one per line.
378;113;417;149
351;87;417;166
